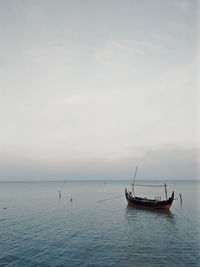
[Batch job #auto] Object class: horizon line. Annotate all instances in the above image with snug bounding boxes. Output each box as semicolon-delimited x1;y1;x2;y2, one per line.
0;178;199;183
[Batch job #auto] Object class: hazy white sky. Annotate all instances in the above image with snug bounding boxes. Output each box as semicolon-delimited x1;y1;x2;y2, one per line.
0;0;199;180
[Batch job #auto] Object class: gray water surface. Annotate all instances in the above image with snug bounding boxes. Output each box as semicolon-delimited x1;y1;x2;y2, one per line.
0;180;199;266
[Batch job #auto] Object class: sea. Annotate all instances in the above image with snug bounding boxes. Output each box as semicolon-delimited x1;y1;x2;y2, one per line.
0;180;199;267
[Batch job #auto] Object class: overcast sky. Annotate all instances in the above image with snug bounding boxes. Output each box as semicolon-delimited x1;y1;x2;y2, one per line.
0;0;199;180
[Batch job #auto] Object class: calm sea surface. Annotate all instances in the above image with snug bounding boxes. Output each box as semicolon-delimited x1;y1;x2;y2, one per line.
0;180;199;267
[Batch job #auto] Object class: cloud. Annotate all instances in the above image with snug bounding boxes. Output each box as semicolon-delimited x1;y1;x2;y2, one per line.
65;95;89;105
0;145;198;181
0;0;198;181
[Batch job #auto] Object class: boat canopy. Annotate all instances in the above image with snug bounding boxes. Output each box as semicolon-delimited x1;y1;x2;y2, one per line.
133;184;167;187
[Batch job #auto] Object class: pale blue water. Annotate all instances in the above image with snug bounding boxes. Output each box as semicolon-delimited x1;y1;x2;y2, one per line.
0;180;199;266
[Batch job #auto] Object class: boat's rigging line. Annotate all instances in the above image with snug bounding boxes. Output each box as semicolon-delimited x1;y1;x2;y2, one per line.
97;194;124;203
172;206;190;222
171;206;200;242
172;206;199;225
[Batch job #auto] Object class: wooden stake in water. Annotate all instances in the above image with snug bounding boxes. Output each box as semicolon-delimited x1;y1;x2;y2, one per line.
59;190;61;199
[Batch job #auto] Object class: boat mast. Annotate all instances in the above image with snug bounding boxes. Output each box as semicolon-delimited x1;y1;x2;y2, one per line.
164;183;167;200
132;166;138;197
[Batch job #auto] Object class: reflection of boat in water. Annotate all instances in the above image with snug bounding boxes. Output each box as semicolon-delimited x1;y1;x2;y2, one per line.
125;167;174;210
126;205;173;217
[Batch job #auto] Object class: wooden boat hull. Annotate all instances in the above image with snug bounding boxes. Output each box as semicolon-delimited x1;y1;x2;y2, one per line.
125;189;174;210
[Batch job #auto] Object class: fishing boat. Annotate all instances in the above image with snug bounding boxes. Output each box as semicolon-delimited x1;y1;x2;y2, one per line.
125;167;174;210
125;187;174;210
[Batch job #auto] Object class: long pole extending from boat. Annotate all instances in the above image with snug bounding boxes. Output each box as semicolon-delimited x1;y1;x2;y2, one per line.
132;166;138;197
164;183;167;200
